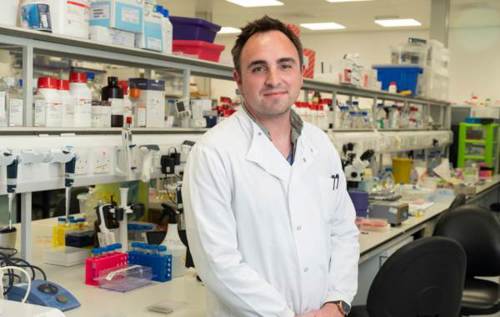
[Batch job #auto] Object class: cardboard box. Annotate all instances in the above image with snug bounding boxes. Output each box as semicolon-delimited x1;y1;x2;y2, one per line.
90;0;144;33
129;79;165;128
90;25;135;48
135;12;163;51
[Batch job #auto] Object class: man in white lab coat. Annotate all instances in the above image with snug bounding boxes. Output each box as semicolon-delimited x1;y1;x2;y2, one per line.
183;16;359;317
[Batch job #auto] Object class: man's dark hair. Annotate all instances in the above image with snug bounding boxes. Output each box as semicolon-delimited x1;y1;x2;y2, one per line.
231;15;304;73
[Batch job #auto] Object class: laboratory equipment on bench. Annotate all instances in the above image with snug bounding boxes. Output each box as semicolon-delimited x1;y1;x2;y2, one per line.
348;191;369;218
94;194;145;250
46;146;78;222
116;185;134;251
96;264;153;292
342;143;375;189
180;140;195;164
369;201;409;226
0;150;18;249
161;148;181;175
95;203;119;247
116;118;137;180
159;196;187;278
128;242;172;282
139;144;160;183
7;279;80;312
85;243;128;286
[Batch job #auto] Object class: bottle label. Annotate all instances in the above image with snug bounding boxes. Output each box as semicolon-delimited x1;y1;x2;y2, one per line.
46;101;63;127
137;107;146;127
110;98;124;115
63;98;75;127
0;92;6;127
34;99;47;127
75;98;92;127
8;98;23;127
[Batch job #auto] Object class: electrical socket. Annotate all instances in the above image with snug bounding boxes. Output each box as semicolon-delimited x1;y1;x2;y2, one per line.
93;148;112;175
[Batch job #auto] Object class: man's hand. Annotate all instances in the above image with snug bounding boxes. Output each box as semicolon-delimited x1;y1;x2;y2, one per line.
315;303;344;317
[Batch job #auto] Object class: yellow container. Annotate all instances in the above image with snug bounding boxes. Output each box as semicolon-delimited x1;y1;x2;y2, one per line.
392;157;413;184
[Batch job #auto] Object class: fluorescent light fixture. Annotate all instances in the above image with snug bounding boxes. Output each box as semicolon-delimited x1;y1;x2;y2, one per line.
225;0;284;7
374;18;422;27
219;27;242;34
300;22;346;30
326;0;373;2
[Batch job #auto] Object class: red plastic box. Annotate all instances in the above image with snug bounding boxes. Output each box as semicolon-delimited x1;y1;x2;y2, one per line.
173;40;225;62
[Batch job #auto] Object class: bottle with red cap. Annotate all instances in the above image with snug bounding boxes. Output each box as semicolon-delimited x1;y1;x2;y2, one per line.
69;72;92;128
58;79;76;127
34;77;63;127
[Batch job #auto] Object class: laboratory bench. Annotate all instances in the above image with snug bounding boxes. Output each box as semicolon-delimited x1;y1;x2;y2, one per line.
17;175;500;316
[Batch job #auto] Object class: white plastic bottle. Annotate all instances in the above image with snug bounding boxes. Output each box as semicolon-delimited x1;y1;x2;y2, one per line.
160;7;173;55
7;78;24;127
69;72;92;128
34;77;63;127
49;0;90;39
58;79;76;127
0;78;8;127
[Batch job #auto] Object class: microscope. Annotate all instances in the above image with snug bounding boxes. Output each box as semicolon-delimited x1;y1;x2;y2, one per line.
342;142;375;190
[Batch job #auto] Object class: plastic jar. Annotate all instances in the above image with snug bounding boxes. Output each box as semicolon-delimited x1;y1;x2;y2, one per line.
70;72;92;128
58;79;76;127
34;77;63;127
20;0;52;32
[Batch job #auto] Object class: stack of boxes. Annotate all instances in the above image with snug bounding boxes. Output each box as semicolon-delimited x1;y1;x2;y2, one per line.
170;16;224;62
89;0;169;53
389;38;450;100
89;0;144;48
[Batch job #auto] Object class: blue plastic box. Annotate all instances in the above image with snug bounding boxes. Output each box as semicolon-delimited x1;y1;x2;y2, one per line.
170;16;221;43
373;65;423;96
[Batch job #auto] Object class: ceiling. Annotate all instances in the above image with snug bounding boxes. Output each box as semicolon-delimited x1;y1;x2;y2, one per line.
159;0;500;33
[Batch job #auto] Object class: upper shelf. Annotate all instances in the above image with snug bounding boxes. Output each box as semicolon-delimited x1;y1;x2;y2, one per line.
0;25;450;106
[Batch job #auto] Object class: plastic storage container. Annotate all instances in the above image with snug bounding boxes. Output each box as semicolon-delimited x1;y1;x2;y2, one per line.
69;72;92;128
373;65;423;96
169;16;221;43
34;77;63;127
58;79;76;127
173;40;225;62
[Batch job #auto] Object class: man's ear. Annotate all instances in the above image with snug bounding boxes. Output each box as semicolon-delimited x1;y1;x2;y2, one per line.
233;69;242;85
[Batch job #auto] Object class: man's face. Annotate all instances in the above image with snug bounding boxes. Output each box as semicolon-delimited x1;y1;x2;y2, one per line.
234;30;303;118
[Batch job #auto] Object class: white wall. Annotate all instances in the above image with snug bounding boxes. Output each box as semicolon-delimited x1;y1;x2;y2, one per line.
212;27;500;104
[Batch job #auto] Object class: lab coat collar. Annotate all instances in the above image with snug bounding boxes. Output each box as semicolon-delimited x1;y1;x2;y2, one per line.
237;109;291;181
237;109;318;181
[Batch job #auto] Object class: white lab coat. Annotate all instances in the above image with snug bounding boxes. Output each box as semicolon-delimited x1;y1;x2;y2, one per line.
183;108;359;317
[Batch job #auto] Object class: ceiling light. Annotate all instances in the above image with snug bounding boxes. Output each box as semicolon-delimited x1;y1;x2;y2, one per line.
300;22;346;30
326;0;373;3
219;27;242;34
225;0;284;8
374;18;422;27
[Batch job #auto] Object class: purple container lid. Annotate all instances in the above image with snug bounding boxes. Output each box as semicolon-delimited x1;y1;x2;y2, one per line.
169;16;221;33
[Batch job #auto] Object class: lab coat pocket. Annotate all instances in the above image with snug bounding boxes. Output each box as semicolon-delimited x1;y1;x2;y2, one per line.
318;178;336;224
